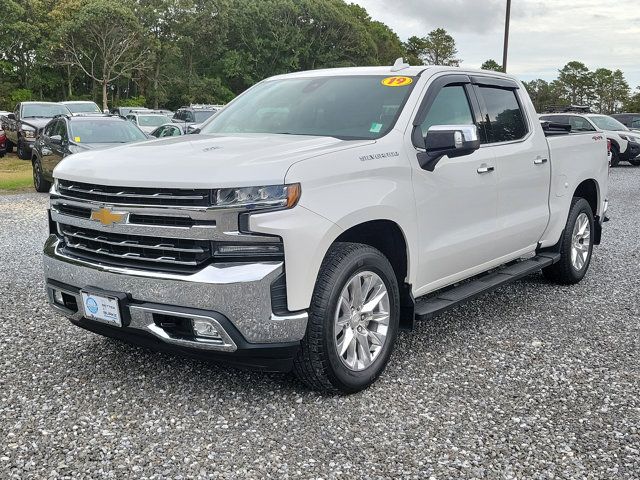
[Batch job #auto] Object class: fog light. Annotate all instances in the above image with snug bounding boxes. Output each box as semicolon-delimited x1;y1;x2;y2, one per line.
53;289;65;305
192;319;221;339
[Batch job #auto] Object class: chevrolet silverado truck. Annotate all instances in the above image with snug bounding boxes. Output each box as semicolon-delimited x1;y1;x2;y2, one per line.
1;102;71;159
43;63;609;393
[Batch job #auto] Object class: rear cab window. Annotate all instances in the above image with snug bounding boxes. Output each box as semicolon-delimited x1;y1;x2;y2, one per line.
476;86;528;143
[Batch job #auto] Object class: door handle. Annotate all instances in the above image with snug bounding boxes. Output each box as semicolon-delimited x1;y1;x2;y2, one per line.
534;157;548;165
477;165;495;174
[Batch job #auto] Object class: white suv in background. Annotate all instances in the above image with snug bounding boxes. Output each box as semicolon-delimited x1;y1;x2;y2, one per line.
540;112;640;166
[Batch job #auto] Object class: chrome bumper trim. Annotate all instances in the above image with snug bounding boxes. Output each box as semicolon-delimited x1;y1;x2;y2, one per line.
43;235;308;343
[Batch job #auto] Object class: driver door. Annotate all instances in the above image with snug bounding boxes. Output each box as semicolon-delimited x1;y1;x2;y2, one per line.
411;75;500;295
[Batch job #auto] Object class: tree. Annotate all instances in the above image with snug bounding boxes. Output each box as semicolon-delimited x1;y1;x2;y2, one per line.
523;79;566;112
623;87;640;113
52;0;150;110
557;61;593;106
403;36;427;66
422;28;460;66
481;59;503;72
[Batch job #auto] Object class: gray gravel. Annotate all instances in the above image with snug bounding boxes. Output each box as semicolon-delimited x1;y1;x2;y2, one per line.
1;168;639;479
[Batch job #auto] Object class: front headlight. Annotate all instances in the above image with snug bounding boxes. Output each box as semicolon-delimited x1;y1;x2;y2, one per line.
22;128;36;139
213;184;301;210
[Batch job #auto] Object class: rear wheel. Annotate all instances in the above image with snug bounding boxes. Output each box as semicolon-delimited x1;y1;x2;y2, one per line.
32;158;51;192
610;145;620;167
293;242;400;394
543;197;594;285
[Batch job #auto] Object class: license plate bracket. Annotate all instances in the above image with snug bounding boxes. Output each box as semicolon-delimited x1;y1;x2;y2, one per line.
80;288;130;327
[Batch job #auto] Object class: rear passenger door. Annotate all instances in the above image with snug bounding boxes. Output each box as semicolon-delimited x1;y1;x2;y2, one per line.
473;78;551;255
411;75;501;292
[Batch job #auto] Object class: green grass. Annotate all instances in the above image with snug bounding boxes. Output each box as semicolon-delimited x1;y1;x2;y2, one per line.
0;153;33;192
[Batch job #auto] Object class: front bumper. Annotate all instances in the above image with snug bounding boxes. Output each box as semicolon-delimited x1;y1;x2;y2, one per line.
43;235;307;370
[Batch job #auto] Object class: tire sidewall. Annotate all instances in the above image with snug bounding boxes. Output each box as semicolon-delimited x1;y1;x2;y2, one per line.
610;146;620;167
563;199;594;282
320;250;400;392
33;159;41;191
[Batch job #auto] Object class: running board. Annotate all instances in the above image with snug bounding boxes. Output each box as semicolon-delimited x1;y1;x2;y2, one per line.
414;253;561;321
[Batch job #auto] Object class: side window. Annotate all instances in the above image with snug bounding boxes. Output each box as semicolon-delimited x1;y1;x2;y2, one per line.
43;121;55;137
186;111;195;122
569;116;595;132
420;85;475;136
478;86;528;143
632;119;640;129
169;126;181;136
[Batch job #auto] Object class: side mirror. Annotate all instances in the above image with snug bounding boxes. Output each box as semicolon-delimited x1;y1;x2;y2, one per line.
418;125;480;171
8;113;16;120
50;134;63;144
103;109;109;114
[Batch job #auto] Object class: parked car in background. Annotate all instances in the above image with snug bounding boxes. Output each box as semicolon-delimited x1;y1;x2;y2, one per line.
0;126;6;157
60;101;102;115
149;123;183;138
43;65;609;393
0;102;72;159
31;114;148;192
611;113;640;131
112;106;149;117
125;112;173;133
539;112;640;166
172;104;222;133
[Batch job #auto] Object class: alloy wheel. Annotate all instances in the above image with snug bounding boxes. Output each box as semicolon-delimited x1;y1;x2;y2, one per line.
334;271;390;371
571;212;591;271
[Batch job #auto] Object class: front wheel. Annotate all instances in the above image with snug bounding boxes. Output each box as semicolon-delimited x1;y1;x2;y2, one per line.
610;145;620;167
293;242;400;394
17;139;30;160
32;158;51;192
543;197;594;285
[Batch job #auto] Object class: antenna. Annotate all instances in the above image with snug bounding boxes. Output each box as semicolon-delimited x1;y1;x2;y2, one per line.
391;57;410;72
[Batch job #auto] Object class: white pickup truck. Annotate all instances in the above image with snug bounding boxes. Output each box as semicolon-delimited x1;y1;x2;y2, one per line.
43;63;609;393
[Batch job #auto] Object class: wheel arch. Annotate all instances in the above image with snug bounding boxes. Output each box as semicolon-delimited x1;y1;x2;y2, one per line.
333;219;415;330
572;178;600;244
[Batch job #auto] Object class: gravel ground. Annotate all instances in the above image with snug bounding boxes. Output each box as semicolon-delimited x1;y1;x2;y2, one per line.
1;168;639;479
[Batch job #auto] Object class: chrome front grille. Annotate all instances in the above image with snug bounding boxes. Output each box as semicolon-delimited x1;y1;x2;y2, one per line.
59;225;212;268
57;179;212;207
50;180;276;271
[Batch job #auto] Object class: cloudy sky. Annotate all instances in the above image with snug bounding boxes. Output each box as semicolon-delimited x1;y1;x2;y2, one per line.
352;0;640;88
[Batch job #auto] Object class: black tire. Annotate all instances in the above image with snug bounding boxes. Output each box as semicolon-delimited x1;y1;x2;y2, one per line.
543;197;594;285
293;242;400;394
6;139;14;154
610;145;620;167
17;139;29;160
628;157;640;166
32;158;51;192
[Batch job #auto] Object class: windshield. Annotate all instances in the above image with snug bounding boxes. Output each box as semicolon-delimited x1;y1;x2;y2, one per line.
22;103;70;118
194;111;216;123
65;102;101;113
69;120;148;143
137;115;172;127
200;75;415;139
589;115;628;131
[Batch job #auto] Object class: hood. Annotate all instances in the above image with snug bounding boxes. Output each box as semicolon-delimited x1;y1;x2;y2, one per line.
54;133;372;188
21;117;52;131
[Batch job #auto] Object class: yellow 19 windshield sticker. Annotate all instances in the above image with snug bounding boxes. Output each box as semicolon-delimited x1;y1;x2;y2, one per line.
381;76;413;87
74;136;81;142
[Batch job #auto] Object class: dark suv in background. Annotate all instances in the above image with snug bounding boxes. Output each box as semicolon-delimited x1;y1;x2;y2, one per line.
611;113;640;131
172;104;222;133
31;114;148;192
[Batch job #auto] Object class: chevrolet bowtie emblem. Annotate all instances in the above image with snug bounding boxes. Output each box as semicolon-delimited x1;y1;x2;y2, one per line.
90;208;127;226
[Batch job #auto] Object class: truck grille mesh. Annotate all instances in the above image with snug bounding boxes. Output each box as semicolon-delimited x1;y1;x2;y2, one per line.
59;225;211;269
57;179;211;207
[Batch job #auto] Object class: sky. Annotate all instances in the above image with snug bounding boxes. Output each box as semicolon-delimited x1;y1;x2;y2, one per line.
351;0;640;89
